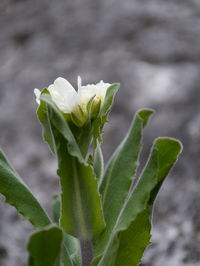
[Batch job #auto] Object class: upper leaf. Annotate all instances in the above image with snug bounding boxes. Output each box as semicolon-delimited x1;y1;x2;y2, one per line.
0;149;51;229
92;84;120;147
100;84;120;116
93;109;153;260
38;90;84;163
37;91;56;154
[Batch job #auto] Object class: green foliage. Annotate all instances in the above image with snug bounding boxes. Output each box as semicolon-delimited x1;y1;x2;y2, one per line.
93;109;154;259
38;91;84;162
63;233;81;266
57;135;104;239
27;226;65;266
38;91;105;240
0;149;51;228
114;210;150;266
0;81;182;266
95;138;182;266
92;84;120;147
53;196;81;266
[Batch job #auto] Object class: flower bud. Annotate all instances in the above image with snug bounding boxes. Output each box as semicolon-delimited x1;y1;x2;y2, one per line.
71;105;88;127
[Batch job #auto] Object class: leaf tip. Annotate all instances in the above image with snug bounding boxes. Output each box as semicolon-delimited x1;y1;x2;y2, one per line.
138;108;155;127
155;137;183;155
154;137;182;182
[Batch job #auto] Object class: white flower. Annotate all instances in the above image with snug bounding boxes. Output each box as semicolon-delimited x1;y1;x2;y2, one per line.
48;77;78;113
34;76;111;126
34;77;78;113
78;79;110;109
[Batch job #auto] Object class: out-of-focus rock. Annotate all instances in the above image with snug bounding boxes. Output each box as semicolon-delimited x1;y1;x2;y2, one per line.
0;0;200;265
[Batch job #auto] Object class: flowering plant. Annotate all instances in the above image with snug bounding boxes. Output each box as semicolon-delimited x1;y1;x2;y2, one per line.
0;77;182;266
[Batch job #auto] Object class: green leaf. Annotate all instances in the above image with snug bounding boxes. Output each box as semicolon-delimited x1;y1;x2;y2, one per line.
38;91;84;163
53;195;81;266
97;138;182;266
38;91;105;240
76;122;93;158
0;149;51;228
93;109;153;260
93;142;104;180
54;131;105;240
92;84;120;147
61;249;74;266
63;234;81;266
100;84;120;117
37;92;56;154
27;225;66;266
114;210;150;266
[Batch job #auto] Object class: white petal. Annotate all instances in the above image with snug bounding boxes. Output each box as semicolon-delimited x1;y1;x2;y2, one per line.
52;90;78;113
77;76;82;91
54;77;76;92
95;80;111;99
34;88;41;104
47;77;78;113
78;86;96;106
63;91;79;113
80;81;110;104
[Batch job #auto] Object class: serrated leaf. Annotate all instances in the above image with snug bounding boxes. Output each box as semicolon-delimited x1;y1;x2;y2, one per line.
92;84;120;147
93;109;153;260
0;149;51;229
100;84;120;117
27;225;66;266
54;132;105;239
38;91;84;163
114;210;150;266
37;92;56;154
38;92;105;240
97;138;182;266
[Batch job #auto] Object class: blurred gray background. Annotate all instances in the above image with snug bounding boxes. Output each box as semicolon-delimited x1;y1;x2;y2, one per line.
0;0;200;265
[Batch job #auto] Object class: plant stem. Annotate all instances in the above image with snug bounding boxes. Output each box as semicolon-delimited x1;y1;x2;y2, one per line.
80;239;93;266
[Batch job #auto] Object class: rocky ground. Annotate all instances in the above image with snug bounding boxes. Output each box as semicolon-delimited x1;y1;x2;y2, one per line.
0;0;200;265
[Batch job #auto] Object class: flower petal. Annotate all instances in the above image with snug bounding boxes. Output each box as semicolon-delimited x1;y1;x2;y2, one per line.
95;80;111;99
78;86;96;108
34;88;41;105
77;76;82;92
80;80;110;106
47;78;79;113
54;77;76;92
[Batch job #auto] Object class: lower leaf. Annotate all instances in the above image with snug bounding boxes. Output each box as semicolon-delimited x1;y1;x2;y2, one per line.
113;210;151;266
0;149;51;229
53;195;81;265
27;225;66;266
97;138;182;266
